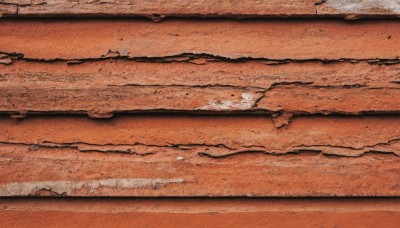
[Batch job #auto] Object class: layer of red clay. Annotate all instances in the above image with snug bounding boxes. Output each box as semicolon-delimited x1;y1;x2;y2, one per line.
3;211;400;228
1;198;400;228
0;115;400;196
2;0;399;19
1;60;399;115
0;19;398;60
2;60;398;89
0;144;399;196
1;115;399;156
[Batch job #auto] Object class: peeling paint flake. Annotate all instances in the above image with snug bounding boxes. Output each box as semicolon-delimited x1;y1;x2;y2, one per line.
198;92;257;111
0;178;184;196
325;0;400;14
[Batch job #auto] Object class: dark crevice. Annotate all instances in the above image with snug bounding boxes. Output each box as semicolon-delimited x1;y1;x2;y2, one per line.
1;51;400;65
1;139;400;158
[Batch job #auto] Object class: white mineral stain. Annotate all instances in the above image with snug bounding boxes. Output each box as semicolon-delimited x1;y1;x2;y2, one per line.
326;0;400;13
0;178;184;196
199;92;256;110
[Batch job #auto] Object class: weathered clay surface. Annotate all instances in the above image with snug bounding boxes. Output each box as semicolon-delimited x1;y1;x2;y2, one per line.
1;115;400;157
0;2;16;16
1;199;400;227
1;2;400;227
1;60;400;118
258;86;400;115
1;0;400;19
0;115;400;196
3;198;400;213
0;142;399;196
0;19;399;60
318;0;400;19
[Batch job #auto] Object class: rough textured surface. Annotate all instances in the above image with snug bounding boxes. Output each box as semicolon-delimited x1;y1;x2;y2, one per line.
0;115;400;196
1;19;399;60
1;115;400;157
2;19;400;122
1;143;399;196
1;199;400;227
318;0;400;19
0;2;16;16
2;3;400;225
1;60;400;118
1;0;400;19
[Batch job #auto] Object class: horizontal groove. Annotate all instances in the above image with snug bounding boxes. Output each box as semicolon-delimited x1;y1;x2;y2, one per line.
3;51;400;65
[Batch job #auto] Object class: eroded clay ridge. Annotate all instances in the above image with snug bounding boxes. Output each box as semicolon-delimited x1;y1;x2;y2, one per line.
1;19;399;60
2;199;400;227
1;0;400;19
1;60;400;120
0;115;400;196
1;115;400;157
2;60;400;115
3;198;400;213
1;145;400;197
1;20;400;120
